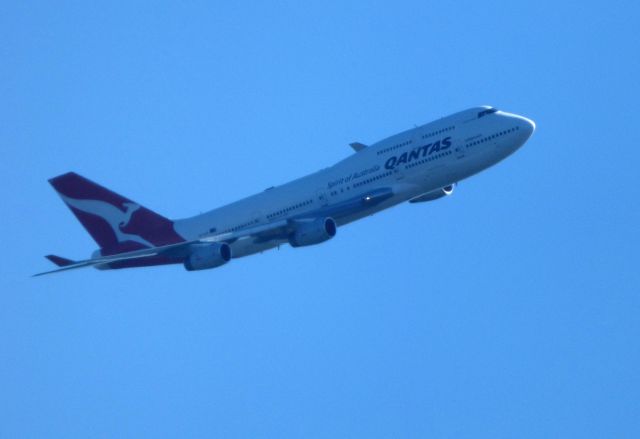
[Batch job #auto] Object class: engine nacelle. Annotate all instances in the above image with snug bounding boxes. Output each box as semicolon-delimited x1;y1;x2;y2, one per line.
409;183;456;203
184;242;232;271
289;217;337;247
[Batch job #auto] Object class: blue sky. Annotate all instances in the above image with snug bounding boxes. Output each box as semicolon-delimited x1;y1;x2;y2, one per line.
1;1;639;437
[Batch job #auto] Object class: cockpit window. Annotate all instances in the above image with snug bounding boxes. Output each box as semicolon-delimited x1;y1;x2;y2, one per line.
478;108;498;118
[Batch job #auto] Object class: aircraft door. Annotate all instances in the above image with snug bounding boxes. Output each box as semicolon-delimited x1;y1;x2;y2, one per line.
454;138;466;159
316;189;329;207
252;210;265;225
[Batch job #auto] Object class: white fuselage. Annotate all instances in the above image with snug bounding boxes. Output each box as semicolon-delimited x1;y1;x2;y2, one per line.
173;107;535;257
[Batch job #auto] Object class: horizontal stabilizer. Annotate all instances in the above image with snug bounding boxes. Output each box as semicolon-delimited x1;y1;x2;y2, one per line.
45;254;75;267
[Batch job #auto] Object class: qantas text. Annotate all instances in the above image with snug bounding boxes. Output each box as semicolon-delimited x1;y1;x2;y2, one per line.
384;136;452;170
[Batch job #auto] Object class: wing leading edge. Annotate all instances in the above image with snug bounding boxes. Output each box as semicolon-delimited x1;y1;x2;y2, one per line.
34;219;290;276
36;186;394;276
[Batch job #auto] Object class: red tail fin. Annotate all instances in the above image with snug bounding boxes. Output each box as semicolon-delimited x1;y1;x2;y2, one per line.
49;172;185;254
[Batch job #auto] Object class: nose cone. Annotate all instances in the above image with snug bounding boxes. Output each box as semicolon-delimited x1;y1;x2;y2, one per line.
495;111;535;156
520;116;536;139
508;114;535;149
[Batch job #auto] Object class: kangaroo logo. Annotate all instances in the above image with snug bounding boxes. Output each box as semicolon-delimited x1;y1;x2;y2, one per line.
59;195;154;247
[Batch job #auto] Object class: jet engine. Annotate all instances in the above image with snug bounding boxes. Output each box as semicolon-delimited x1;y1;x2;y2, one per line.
184;242;232;271
289;217;337;247
409;183;456;203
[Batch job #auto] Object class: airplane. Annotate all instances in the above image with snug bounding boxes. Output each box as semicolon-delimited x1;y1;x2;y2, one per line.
35;106;535;276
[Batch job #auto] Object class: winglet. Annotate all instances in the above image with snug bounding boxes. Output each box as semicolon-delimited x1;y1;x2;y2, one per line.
349;142;367;152
45;254;76;267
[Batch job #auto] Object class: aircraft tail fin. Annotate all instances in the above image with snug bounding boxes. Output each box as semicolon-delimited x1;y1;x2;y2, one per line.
49;172;185;253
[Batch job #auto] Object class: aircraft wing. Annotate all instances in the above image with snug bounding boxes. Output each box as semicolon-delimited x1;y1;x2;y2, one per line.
34;219;290;276
35;186;394;276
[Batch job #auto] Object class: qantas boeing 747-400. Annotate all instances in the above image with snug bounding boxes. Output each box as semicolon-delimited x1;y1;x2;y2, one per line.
36;106;535;275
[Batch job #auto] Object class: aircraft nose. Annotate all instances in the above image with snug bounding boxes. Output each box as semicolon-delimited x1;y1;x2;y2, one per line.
521;116;536;138
511;114;535;147
499;112;535;153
